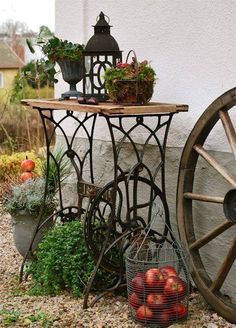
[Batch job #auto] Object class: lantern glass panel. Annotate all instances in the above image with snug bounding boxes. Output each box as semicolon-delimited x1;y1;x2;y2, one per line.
83;53;121;101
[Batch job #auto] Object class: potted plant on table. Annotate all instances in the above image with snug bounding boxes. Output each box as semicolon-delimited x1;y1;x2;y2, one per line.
27;26;85;99
104;51;156;105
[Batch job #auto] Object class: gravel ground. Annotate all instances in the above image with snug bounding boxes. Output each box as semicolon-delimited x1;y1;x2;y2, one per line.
0;212;235;328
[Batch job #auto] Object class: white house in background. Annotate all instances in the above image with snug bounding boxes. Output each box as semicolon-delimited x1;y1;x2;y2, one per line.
54;0;236;303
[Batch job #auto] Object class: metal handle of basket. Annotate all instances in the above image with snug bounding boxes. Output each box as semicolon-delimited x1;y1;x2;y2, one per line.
125;50;139;78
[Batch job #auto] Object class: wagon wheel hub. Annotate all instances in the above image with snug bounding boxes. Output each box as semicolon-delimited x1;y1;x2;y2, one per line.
223;189;236;223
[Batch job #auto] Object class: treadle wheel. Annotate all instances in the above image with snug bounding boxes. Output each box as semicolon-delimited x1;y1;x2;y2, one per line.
84;176;169;274
177;87;236;323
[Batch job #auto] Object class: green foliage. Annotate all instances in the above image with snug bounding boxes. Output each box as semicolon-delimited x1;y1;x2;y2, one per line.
40;148;71;193
0;309;21;326
10;69;54;103
42;37;84;62
0;308;54;327
28;220;116;297
2;178;56;215
104;58;156;84
27;25;84;63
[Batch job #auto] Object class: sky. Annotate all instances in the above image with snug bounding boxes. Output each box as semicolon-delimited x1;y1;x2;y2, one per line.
0;0;55;33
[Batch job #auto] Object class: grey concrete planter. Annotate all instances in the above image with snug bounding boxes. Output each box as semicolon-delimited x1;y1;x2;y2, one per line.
12;211;53;258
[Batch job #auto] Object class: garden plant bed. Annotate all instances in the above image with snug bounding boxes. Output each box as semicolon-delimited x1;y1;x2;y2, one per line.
0;211;235;328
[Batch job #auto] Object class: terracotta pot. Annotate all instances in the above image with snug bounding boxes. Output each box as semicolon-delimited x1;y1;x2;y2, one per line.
12;211;54;258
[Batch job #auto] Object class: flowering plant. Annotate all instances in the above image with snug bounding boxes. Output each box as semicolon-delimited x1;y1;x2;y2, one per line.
104;54;156;104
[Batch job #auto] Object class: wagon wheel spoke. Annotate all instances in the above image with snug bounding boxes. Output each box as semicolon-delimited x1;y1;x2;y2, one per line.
193;144;236;186
210;237;236;292
189;220;234;251
184;192;224;204
219;110;236;160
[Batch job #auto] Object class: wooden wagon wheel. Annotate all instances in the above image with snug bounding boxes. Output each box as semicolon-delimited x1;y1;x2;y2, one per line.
177;87;236;323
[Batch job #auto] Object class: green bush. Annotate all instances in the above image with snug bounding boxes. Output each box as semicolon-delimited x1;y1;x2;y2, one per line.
28;220;116;297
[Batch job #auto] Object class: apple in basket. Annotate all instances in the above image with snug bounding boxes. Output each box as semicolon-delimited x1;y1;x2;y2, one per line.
131;273;146;296
160;265;178;279
163;276;187;301
145;268;166;291
146;293;169;310
156;309;173;326
170;303;188;320
129;292;142;309
136;305;153;322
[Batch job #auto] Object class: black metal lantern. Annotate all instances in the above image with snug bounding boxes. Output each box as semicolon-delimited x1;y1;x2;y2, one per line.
82;12;122;101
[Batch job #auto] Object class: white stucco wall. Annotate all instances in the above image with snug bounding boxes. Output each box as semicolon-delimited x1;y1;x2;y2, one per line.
54;0;236;303
55;0;236;149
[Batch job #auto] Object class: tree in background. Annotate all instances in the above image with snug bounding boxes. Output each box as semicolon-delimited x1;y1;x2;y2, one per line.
0;19;35;62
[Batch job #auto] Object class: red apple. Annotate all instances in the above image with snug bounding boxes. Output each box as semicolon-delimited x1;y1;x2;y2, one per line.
171;303;188;320
163;276;186;301
20;171;34;182
160;265;177;278
21;158;35;172
145;268;166;291
131;273;146;295
129;292;142;309
156;309;172;326
147;293;169;310
136;305;153;322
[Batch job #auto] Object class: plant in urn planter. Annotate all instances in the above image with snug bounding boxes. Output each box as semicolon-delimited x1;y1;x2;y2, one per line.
104;50;156;105
3;178;56;259
27;26;84;99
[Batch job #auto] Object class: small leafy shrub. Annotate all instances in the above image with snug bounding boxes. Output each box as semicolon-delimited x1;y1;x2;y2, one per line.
28;220;116;297
0;308;54;327
0;309;21;326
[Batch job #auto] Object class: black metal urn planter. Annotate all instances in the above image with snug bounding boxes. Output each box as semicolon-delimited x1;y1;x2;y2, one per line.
57;59;83;100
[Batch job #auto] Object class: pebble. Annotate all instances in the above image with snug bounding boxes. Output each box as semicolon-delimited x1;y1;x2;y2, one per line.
207;324;218;328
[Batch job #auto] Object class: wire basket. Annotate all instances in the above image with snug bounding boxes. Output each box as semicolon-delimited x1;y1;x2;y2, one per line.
106;50;155;105
125;233;190;327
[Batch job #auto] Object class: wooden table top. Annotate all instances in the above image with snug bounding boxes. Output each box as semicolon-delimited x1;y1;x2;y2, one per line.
22;99;188;116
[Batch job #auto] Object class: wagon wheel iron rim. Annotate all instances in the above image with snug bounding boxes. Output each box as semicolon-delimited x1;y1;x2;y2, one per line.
177;87;236;323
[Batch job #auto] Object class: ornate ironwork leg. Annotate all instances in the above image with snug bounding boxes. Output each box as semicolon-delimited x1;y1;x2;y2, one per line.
83;112;176;305
19;109;98;281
